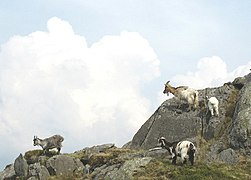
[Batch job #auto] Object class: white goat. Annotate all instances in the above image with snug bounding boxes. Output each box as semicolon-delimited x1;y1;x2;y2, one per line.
163;81;199;111
158;137;196;165
206;96;219;116
33;135;64;154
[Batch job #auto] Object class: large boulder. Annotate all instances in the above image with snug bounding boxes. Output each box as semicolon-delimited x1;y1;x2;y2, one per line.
92;157;152;180
14;153;28;177
229;80;251;155
129;74;251;164
46;155;84;176
130;97;202;149
130;82;238;149
218;148;239;164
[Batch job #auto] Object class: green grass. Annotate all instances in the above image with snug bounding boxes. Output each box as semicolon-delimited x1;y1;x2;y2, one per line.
133;159;251;180
24;149;44;164
225;89;239;118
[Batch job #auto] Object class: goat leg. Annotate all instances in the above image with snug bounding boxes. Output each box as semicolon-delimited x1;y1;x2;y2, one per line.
172;156;177;165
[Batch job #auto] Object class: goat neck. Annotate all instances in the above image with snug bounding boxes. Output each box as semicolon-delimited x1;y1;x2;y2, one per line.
37;138;47;148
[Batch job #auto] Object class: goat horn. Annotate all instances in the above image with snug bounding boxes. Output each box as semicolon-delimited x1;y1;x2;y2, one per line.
165;81;170;85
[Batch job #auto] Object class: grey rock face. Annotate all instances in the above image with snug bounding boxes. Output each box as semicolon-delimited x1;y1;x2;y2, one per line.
203;117;221;140
46;155;84;176
130;99;202;149
229;81;251;155
107;157;152;180
145;148;169;159
206;144;239;164
92;157;152;180
14;153;28;177
130;83;237;149
0;164;16;180
232;77;246;89
218;148;238;164
28;163;50;180
130;74;251;164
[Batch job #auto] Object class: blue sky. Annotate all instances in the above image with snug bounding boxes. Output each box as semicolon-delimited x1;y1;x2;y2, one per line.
0;0;251;170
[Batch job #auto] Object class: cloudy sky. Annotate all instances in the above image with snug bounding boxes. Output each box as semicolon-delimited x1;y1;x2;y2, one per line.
0;0;251;170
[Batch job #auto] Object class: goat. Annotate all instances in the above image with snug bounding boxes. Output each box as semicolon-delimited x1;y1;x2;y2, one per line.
163;81;199;111
206;96;219;117
33;135;64;154
158;137;196;165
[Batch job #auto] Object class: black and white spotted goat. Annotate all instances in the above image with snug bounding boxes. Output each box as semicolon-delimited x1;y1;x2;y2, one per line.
33;134;64;154
158;137;196;165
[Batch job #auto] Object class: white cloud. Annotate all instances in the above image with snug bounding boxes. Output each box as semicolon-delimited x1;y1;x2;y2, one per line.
0;17;160;166
170;56;251;89
158;56;251;105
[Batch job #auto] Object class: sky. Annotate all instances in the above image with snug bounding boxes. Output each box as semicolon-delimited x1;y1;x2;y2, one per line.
0;0;251;170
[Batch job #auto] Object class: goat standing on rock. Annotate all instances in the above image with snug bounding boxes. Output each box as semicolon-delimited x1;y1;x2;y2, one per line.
158;137;196;165
206;96;219;117
33;134;64;154
163;81;199;111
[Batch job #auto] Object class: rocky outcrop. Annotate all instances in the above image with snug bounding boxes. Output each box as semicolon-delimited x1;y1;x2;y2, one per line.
45;155;84;177
130;84;237;148
0;164;16;180
14;153;28;177
229;77;251;155
1;73;251;179
130;73;251;162
0;144;159;179
130;100;201;149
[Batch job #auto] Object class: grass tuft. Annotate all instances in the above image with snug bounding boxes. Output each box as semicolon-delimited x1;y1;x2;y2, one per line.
133;159;251;180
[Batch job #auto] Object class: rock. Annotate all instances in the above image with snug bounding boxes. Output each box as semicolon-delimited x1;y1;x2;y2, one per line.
205;141;226;164
46;155;84;176
107;157;152;179
145;148;169;159
93;157;152;180
28;163;50;180
130;99;202;149
27;176;37;180
232;77;246;89
229;81;251;155
92;164;120;180
83;164;91;175
203;118;221;140
0;164;16;180
14;153;28;177
218;148;238;164
78;143;116;154
130;85;233;149
122;141;132;149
